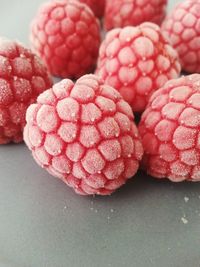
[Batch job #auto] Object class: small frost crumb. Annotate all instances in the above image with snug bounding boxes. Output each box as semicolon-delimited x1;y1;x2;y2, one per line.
63;206;67;209
110;208;114;213
149;258;153;263
198;195;200;199
95;209;98;213
90;207;94;211
181;217;188;224
184;196;189;203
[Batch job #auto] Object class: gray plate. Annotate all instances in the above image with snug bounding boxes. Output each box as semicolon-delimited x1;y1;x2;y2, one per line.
1;1;200;267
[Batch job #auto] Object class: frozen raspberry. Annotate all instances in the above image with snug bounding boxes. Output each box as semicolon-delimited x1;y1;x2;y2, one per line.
30;0;101;79
24;74;143;195
96;23;181;113
0;38;52;145
162;0;200;73
79;0;105;18
139;74;200;182
105;0;167;31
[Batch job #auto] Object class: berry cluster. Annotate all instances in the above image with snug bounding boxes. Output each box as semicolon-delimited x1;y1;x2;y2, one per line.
1;0;200;195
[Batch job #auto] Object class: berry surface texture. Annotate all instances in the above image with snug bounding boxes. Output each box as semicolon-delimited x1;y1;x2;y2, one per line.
139;74;200;182
79;0;105;18
105;0;167;30
96;22;181;113
0;38;52;144
30;0;101;78
24;74;143;195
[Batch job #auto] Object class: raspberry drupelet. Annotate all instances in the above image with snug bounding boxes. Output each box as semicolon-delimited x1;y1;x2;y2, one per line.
24;74;143;195
162;0;200;73
139;74;200;182
0;38;52;145
96;22;181;113
105;0;167;31
30;0;101;78
79;0;105;19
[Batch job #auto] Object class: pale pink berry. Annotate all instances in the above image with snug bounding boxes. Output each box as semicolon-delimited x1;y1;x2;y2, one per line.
139;74;200;182
24;74;143;196
96;22;181;113
162;0;200;73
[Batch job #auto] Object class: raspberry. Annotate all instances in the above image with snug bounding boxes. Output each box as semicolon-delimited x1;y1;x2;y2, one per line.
30;0;101;79
139;74;200;182
79;0;105;18
24;74;143;195
105;0;167;31
0;38;52;145
96;23;181;113
162;0;200;73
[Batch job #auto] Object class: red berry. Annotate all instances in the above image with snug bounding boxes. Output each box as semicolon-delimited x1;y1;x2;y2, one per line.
79;0;105;18
0;38;52;145
24;74;143;195
105;0;167;31
139;74;200;182
96;23;181;113
30;0;101;78
162;0;200;73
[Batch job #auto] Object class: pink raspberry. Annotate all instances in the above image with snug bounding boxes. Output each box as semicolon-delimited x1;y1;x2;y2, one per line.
96;23;181;113
30;0;101;78
79;0;105;18
105;0;167;31
0;38;52;145
139;74;200;182
162;0;200;73
24;74;143;195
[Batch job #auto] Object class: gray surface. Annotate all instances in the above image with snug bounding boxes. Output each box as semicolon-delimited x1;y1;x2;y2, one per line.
1;0;200;267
